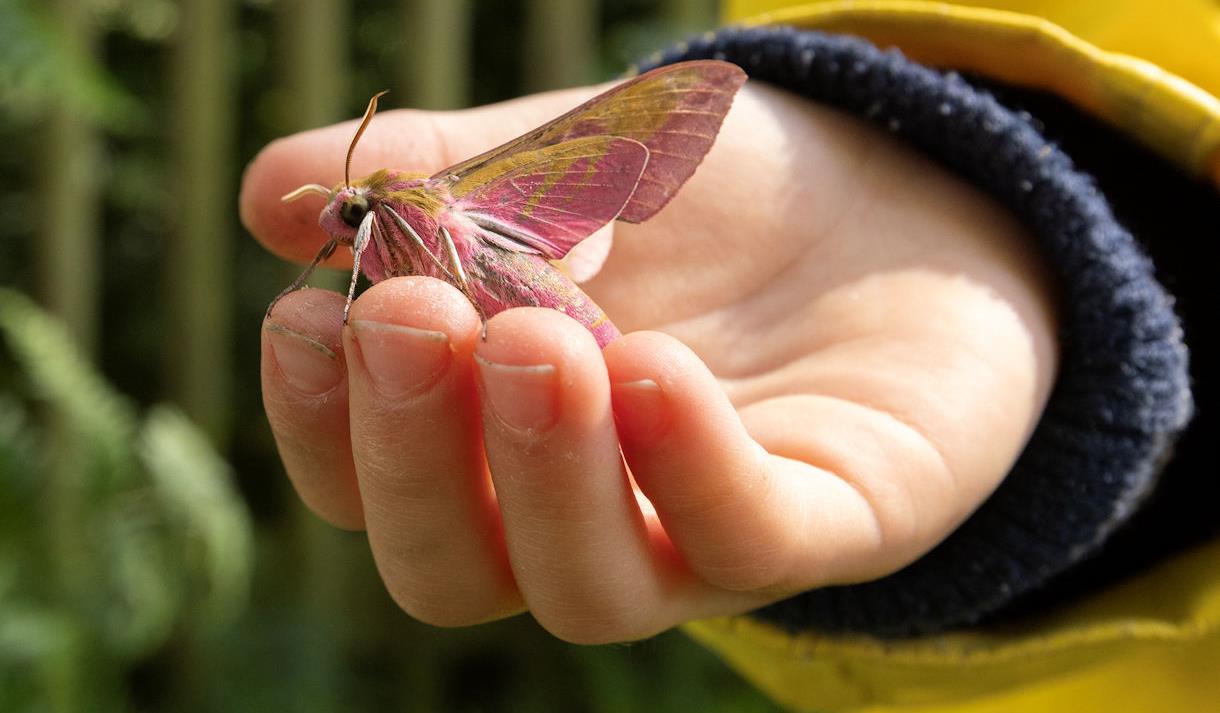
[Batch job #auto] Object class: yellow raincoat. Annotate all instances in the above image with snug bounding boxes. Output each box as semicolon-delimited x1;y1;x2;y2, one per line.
681;2;1220;710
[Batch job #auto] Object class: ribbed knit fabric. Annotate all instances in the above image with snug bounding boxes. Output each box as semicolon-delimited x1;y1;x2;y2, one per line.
638;26;1194;637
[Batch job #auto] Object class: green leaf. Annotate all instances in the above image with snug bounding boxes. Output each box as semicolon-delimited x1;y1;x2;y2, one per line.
0;288;254;702
0;288;139;482
139;405;253;628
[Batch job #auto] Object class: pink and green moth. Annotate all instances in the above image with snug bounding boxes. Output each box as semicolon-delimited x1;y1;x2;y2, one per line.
271;60;747;347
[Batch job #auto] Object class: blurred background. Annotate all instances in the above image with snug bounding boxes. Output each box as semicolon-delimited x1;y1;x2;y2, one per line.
0;0;783;710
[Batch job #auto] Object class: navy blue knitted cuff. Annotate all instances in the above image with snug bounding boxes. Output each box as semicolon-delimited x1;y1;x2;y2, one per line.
638;26;1194;637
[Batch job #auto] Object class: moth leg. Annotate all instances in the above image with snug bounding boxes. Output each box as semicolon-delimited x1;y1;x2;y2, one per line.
343;211;376;324
266;238;338;319
381;206;485;326
440;225;489;341
438;224;486;322
438;225;470;292
371;210;415;278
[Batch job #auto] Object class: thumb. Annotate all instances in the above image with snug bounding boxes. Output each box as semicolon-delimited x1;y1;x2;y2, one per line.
239;85;607;264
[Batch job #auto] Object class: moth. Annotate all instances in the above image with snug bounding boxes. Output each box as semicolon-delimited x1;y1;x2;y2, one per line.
271;60;746;347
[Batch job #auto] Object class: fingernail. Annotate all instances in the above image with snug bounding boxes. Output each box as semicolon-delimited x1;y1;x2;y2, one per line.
474;355;558;434
611;379;668;441
350;319;451;398
266;323;342;396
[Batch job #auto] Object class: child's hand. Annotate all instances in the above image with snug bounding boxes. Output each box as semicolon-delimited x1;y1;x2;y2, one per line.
240;81;1058;643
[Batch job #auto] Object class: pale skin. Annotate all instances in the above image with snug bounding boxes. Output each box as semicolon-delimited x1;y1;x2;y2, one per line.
240;81;1059;644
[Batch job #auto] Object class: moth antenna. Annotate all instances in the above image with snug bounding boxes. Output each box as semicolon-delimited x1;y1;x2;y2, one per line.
281;184;331;202
346;90;389;188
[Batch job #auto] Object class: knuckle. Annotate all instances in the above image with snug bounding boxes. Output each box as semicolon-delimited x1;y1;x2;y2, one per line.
690;537;790;592
374;548;514;628
384;579;497;628
532;597;658;645
669;488;794;592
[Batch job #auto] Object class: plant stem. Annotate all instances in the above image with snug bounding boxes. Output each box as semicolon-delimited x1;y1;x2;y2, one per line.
38;0;100;357
168;0;235;446
523;0;599;92
399;0;471;110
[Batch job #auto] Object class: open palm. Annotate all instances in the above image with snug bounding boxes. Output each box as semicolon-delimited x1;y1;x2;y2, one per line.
241;80;1057;642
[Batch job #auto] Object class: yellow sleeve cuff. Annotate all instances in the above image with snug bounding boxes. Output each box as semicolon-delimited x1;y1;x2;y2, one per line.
723;1;1220;188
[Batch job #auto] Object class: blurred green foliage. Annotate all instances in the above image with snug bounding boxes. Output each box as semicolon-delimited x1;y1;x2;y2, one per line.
0;289;252;711
0;0;784;710
0;0;142;131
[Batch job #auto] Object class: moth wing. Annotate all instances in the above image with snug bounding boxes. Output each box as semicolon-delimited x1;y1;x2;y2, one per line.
434;60;745;223
454;135;649;260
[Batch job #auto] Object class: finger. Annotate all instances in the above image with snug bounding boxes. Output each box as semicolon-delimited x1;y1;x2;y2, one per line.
239;87;610;265
343;276;523;625
603;331;903;594
261;288;363;529
473;309;759;643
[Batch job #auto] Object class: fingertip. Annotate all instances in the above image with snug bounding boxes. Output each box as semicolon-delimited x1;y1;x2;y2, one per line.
475;308;608;436
342;277;481;407
603;331;739;446
260;288;365;530
602;330;711;386
241;108;454;264
263;288;347;385
241;133;346;264
346;276;482;349
476;306;601;368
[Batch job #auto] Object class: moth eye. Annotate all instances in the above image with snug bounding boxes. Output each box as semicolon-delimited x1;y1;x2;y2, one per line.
340;195;370;228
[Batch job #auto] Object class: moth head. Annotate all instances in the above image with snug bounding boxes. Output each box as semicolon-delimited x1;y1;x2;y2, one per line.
310;186;371;244
280;90;389;243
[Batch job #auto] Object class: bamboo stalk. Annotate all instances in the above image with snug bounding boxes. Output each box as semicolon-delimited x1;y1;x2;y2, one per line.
167;2;235;705
280;0;348;293
37;3;99;709
283;0;348;128
274;4;353;712
38;0;100;357
399;0;471;110
523;0;599;92
168;0;235;445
